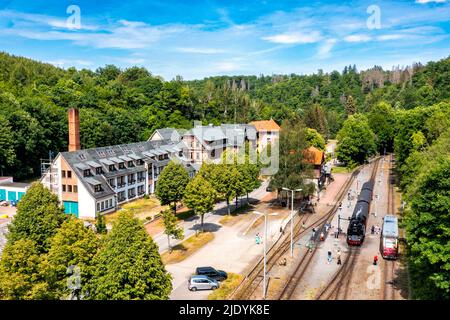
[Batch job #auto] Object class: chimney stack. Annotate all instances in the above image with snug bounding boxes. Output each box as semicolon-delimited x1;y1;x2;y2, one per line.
68;108;81;152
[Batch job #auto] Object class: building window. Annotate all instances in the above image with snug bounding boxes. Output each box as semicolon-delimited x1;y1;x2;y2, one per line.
68;185;72;192
136;159;144;166
97;203;100;212
128;161;134;167
109;164;116;172
109;178;115;187
119;162;125;169
164;154;169;159
94;184;102;192
67;171;72;178
109;199;113;208
96;167;104;175
62;185;66;192
196;153;200;160
211;149;216;157
84;169;92;177
62;170;66;178
101;202;104;211
73;185;78;193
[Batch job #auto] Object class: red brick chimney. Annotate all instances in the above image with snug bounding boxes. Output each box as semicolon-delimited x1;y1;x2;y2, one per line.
68;108;81;152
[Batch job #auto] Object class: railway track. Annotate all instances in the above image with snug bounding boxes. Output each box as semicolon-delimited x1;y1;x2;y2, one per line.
230;162;366;300
311;157;381;300
275;158;381;300
383;154;397;300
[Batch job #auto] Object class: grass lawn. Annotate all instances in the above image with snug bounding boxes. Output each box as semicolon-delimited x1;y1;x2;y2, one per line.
161;232;214;265
104;197;168;224
331;166;353;174
208;273;244;300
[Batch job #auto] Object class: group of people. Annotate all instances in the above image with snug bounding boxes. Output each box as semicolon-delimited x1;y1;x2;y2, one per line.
327;249;342;265
371;225;381;235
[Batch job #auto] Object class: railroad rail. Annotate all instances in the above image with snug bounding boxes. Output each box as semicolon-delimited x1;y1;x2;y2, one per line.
383;154;397;300
313;157;381;300
230;157;379;300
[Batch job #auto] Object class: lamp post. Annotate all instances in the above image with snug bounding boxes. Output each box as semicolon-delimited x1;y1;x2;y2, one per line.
254;211;278;300
282;187;303;257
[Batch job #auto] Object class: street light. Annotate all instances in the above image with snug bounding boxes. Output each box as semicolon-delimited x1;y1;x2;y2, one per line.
282;187;303;257
254;210;278;300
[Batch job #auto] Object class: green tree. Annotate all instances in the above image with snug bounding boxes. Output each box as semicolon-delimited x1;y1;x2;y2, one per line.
87;211;172;300
345;95;357;117
0;115;15;176
336;114;376;167
404;156;450;299
95;213;107;234
305;128;326;150
162;209;184;251
155;161;190;214
0;239;41;300
270;119;312;195
7;182;67;253
183;174;216;231
39;218;99;299
367;101;395;153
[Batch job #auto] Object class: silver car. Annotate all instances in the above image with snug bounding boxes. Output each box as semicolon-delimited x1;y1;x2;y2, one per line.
188;275;219;291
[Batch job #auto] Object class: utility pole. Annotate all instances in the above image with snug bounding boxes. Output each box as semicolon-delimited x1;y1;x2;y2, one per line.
254;211;278;299
282;188;302;257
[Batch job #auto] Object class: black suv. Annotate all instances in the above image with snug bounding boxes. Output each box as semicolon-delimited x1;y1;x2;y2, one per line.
195;267;228;281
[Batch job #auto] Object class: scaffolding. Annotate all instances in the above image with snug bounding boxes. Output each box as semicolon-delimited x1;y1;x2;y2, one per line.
40;156;59;194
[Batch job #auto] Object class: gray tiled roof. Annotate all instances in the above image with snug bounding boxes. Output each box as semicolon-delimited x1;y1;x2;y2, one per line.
60;140;186;200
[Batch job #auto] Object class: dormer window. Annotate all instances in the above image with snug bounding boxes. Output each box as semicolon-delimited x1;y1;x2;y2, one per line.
96;167;104;175
109;164;116;172
128;161;134;167
119;162;125;170
136;159;144;166
94;184;103;192
84;169;92;177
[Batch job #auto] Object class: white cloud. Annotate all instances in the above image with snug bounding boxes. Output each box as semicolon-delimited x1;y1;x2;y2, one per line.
344;35;372;43
377;34;408;41
415;0;446;4
262;31;322;44
176;47;226;54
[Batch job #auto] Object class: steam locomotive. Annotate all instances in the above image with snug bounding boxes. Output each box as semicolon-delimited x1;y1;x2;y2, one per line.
346;181;374;246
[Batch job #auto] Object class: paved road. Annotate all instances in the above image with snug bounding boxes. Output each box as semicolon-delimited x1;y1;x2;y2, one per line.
153;180;270;253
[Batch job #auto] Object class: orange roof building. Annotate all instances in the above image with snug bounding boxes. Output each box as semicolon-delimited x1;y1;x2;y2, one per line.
249;119;281;132
249;119;280;153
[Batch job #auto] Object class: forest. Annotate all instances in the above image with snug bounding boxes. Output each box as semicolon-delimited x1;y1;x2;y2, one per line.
0;51;449;300
0;51;449;179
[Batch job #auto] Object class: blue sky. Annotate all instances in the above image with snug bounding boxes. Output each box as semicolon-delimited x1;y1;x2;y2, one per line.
0;0;449;79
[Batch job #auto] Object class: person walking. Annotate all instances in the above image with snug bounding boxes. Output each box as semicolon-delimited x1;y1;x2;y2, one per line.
373;255;378;266
336;249;342;265
312;227;316;239
371;225;375;235
327;250;333;264
320;232;325;241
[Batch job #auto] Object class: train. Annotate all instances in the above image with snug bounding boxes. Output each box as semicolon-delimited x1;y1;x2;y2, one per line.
346;181;374;246
380;215;399;259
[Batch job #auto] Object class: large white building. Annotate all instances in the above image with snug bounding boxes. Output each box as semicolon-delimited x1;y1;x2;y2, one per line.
41;109;280;220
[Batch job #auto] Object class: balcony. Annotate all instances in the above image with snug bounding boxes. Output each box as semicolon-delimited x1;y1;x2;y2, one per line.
117;183;126;188
128;180;136;185
128;193;136;199
137;177;145;183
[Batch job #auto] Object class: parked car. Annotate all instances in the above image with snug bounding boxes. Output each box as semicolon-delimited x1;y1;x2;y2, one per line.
0;201;9;207
10;200;18;207
195;266;228;281
188;275;219;292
